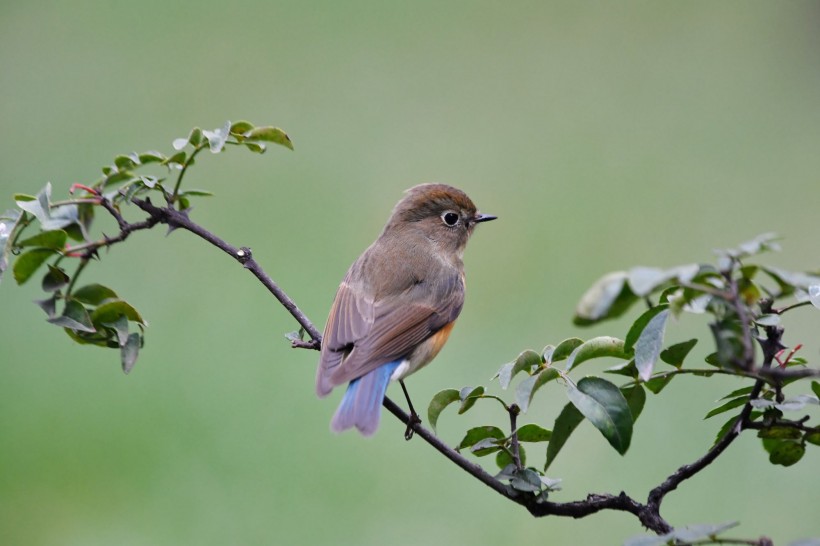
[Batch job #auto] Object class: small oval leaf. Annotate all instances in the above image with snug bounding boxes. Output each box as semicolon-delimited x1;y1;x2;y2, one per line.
71;283;119;305
565;336;628;372
545;402;584;471
516;423;552;442
633;308;670;381
13;248;55;285
457;426;506;451
567;377;633;455
427;389;460;432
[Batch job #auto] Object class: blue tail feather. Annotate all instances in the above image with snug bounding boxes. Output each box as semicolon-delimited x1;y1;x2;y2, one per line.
331;360;402;436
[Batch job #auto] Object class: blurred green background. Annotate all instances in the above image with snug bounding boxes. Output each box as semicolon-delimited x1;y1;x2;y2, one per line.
2;2;819;544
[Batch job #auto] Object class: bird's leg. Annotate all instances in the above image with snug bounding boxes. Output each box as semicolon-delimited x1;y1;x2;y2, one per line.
399;380;421;441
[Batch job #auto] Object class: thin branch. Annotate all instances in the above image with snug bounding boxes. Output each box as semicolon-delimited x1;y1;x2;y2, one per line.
646;324;783;515
122;198;678;532
131;197;321;341
509;404;522;470
89;197;812;541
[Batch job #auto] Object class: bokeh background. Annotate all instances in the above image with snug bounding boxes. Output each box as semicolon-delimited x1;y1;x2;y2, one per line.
2;2;819;545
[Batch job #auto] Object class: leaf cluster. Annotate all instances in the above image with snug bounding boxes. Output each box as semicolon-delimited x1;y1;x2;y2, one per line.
0;121;292;372
429;233;820;499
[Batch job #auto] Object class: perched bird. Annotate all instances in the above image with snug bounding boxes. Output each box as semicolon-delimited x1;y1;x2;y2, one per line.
316;183;496;436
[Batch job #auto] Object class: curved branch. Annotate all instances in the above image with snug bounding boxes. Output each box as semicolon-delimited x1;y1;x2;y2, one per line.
100;198;812;541
131;197;321;342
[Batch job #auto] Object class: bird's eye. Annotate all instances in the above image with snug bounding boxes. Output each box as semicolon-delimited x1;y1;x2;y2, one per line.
441;212;460;226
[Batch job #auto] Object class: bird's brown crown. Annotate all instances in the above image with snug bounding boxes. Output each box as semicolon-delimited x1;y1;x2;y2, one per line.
391;183;477;223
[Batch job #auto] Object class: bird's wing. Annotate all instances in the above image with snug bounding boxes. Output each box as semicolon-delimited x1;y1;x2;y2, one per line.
317;273;463;393
316;280;375;396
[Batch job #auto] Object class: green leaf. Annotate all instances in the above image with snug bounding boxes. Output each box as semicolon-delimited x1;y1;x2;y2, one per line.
230;120;255;135
178;189;214;197
188;127;203;147
626;265;699;298
138;151;166;164
244;126;294;150
515;367;560;413
203;121;232;153
114;154;138;170
567;377;633;455
565;336;628;372
47;299;96;333
671;522;739;543
757;426;801;440
427;389;460;432
15;184;50;224
721;233;780;259
121;332;141;374
71;283;118;305
13;248;54;285
606;359;638;379
660;338;697;368
35;294;57;317
768;439;805;467
42;264;69;292
574;271;638;326
90;299;146;327
243;141;267;154
621;383;646;423
751;395;820;412
101;169;136;188
103;315;130;347
812;381;820;400
456;426;505;451
805;431;820;446
495;445;527;469
754;314;780;327
17;183;79;231
624;522;740;546
496;349;542;389
17;229;67;250
545;402;584;471
633;308;670;381
508;466;541;492
549;338;584;364
704;396;748;419
494;362;515;387
0;209;24;284
516;424;552;442
712;414;740;447
624;305;669;353
163;151;187;170
761;266;820;294
470;437;502;456
458;385;485;414
720;386;755;400
644;374;674;394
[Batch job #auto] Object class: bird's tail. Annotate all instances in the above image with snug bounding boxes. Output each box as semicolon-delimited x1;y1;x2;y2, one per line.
331;360;402;436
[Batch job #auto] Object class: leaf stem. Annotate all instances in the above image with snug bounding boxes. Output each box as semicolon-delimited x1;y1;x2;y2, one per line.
65;258;89;297
170;145;206;205
773;300;812;315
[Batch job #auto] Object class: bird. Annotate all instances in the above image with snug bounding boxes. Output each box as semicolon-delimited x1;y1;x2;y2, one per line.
316;183;496;437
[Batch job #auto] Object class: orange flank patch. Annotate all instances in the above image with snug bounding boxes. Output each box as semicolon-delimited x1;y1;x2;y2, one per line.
429;321;456;358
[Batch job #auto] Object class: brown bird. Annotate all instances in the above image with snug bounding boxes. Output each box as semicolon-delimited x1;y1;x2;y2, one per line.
316;183;496;436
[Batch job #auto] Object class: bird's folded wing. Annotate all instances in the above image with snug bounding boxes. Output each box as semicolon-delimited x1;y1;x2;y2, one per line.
318;277;463;391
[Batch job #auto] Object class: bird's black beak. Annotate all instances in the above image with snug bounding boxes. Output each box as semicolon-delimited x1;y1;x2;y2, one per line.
473;213;497;223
